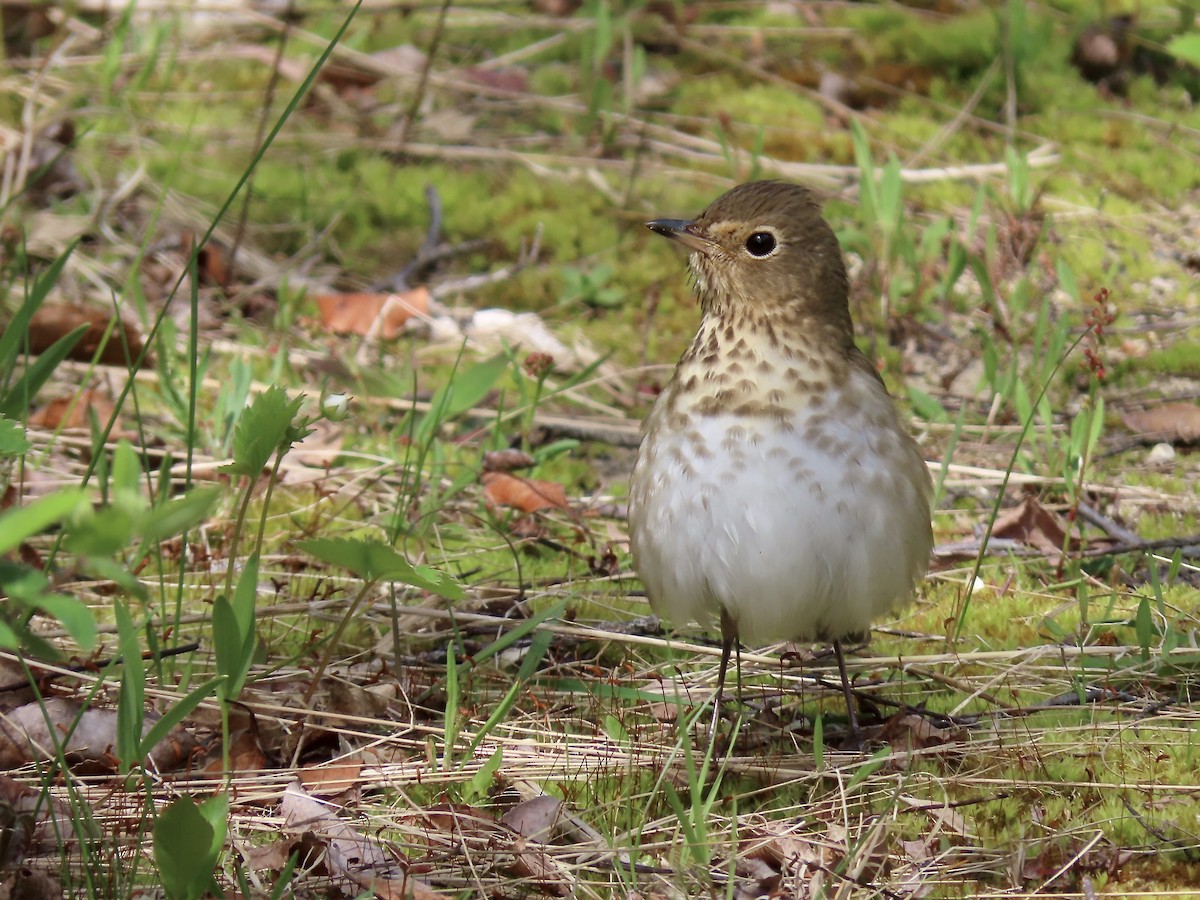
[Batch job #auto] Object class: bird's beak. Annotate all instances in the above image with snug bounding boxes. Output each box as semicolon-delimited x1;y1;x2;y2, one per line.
646;218;715;255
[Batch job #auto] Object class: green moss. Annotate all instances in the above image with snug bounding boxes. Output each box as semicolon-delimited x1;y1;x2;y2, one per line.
1126;342;1200;379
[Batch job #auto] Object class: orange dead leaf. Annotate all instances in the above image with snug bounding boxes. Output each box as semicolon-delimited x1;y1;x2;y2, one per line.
482;472;568;513
28;388;115;430
315;287;429;338
298;761;363;797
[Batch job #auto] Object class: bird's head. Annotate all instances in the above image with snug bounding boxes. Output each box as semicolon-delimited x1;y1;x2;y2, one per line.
647;181;850;325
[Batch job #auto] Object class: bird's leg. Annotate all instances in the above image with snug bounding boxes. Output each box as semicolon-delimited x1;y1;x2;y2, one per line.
709;608;737;743
833;639;860;740
735;639;744;710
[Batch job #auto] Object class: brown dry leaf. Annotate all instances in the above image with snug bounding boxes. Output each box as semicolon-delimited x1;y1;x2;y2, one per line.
991;495;1069;555
0;774;79;860
243;839;293;873
881;714;962;759
482;472;568;513
1020;836;1134;882
28;388;116;430
281;780;420;894
481;449;537;473
504;836;572;897
327;678;395;720
929;805;974;840
202;726;265;776
0;867;62;899
0;697;196;772
25;211;91;258
26;302;146;367
533;0;582;15
315;287;430;338
743;823;830;872
500;795;563;843
298;761;364;798
410;803;572;896
1122;402;1200;444
463;66;528;93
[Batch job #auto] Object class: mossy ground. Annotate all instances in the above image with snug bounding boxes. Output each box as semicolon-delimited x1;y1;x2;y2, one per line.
3;1;1200;897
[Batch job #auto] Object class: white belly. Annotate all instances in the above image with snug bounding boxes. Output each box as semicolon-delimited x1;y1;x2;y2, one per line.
628;399;931;645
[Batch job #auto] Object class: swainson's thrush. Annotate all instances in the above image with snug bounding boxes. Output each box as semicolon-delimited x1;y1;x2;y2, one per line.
629;181;932;738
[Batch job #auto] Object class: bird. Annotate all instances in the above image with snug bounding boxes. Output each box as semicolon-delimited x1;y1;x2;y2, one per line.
628;181;932;741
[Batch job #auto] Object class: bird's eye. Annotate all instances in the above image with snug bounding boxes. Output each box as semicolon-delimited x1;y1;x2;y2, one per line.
745;231;777;257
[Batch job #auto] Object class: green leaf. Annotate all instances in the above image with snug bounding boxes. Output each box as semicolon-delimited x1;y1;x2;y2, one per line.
1167;33;1200;67
82;556;149;601
0;323;91;418
1135;595;1154;660
114;601;145;771
0;243;76;383
297;538;464;599
223;385;304;478
0;416;30;457
110;440;143;503
34;593;96;651
140;676;226;757
0;489;87;555
154;795;224;900
464;746;504;801
214;555;259;701
907;386;948;423
139;487;222;545
850;120;878;225
471;599;567;669
812;714;824;769
0;620;19;650
65;504;138;556
844;746;891;793
414;353;508;444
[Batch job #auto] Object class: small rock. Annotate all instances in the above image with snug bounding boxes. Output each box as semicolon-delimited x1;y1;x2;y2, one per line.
1146;442;1176;465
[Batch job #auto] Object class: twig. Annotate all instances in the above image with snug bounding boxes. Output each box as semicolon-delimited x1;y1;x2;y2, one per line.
1035;829;1104;893
230;0;293;280
1120;797;1200;855
0;642;202;694
430;224;542;299
397;0;453;146
1075;534;1200;559
375;185;492;291
1075;500;1142;545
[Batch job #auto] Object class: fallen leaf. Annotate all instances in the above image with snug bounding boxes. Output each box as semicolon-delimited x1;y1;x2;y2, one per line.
1122;402;1200;444
0;697;196;772
463;66;528;93
27;302;146;367
482;472;568;513
500;795;563;843
991;495;1069;555
25;211;92;258
481;449;536;473
298;761;363;797
28;389;116;430
880;713;961;753
0;774;79;859
281;780;414;891
315;288;430;338
243;839;293;873
0;866;61;899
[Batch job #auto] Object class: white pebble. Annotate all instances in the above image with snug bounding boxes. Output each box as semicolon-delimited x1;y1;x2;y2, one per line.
1146;442;1176;465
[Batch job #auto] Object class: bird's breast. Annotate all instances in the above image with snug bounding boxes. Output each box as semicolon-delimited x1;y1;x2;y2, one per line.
628;363;932;645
